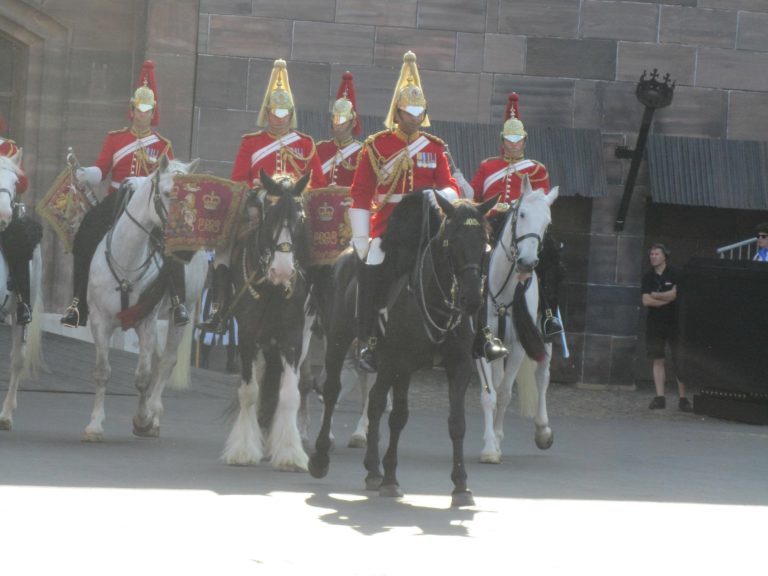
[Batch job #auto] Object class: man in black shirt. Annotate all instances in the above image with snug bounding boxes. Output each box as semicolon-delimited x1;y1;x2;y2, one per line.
641;243;692;412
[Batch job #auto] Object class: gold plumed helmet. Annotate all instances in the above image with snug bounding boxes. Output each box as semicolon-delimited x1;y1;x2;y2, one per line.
258;59;296;129
130;60;159;125
331;71;362;135
384;51;430;130
501;92;526;143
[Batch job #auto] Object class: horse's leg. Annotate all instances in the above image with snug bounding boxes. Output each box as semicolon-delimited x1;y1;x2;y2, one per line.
445;350;475;508
534;342;554;450
83;318;114;442
223;345;264;465
297;333;319;448
132;319;159;437
0;323;24;431
266;354;309;471
347;360;370;448
308;328;353;478
477;357;500;463
491;345;525;462
379;360;410;498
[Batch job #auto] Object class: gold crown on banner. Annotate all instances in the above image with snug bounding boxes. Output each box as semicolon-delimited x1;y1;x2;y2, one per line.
202;191;221;211
317;201;334;222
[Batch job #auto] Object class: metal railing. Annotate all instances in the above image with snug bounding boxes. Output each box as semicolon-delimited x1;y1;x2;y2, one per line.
716;238;757;260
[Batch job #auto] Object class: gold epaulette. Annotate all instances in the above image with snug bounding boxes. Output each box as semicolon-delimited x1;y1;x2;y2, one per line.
108;127;130;135
422;132;446;146
155;132;172;147
293;129;314;141
527;160;549;182
364;129;390;146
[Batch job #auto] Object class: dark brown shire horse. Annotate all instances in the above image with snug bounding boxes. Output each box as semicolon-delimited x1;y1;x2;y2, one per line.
309;191;497;507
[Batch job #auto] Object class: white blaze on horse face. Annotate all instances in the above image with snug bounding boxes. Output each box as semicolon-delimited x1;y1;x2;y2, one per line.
0;158;18;229
268;222;295;286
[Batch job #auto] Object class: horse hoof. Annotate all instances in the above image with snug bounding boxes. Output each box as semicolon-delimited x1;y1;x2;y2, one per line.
535;428;554;450
347;435;367;449
0;417;12;431
379;484;403;498
308;456;329;479
451;490;475;508
479;452;501;464
82;430;104;443
365;476;383;491
133;424;160;438
275;462;307;473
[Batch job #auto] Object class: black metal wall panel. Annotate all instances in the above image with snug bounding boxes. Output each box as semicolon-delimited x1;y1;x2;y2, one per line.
648;135;768;210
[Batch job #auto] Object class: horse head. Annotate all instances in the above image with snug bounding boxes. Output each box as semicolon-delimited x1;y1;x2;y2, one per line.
501;174;559;273
0;150;24;231
145;155;200;229
255;168;309;287
433;192;497;315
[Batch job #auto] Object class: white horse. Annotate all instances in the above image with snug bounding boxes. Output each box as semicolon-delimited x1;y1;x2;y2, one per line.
0;151;44;430
82;156;207;441
476;176;559;464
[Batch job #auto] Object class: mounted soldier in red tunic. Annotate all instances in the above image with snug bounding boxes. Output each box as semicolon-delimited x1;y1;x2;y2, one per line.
349;51;461;372
0;113;39;326
59;61;190;328
198;59;327;333
470;93;564;343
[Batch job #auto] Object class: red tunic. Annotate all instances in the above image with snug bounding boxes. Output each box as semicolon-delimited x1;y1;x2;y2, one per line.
470;156;550;215
231;130;326;189
350;129;459;238
315;139;362;187
0;137;27;194
93;128;173;194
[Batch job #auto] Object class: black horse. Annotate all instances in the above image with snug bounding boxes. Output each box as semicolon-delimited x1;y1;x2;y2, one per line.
309;191;498;507
222;169;316;471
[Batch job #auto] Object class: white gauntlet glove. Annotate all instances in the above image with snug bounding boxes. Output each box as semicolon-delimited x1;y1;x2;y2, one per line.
75;166;102;187
349;207;371;261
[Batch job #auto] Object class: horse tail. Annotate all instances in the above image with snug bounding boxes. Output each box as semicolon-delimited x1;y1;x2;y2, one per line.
169;309;196;390
512;280;545;362
516;357;538;419
21;247;45;381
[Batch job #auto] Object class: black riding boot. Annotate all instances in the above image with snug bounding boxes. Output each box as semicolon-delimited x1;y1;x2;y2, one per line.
357;263;383;373
61;194;123;328
10;258;32;326
197;265;231;335
60;250;91;327
167;258;190;327
472;243;508;361
536;235;565;342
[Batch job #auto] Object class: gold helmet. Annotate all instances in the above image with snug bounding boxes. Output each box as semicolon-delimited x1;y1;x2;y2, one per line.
331;71;361;135
384;51;430;130
258;59;296;128
130;60;159;125
501;92;526;143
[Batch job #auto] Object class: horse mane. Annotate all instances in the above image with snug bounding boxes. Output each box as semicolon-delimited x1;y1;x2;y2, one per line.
381;192;441;276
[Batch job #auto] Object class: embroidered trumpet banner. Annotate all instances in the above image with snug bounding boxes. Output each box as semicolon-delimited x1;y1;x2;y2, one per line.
165;174;247;254
303;186;352;266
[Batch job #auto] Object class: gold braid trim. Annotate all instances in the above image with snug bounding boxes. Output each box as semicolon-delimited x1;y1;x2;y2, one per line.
364;139;413;213
280;136;318;179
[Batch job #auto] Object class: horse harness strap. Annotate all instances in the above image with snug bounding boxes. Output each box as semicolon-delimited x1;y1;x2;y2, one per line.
104;174;165;311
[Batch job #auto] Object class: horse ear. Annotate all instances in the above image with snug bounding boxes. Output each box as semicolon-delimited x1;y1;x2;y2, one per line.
159;154;169;172
294;172;311;196
434;190;455;218
187;158;200;174
520;173;532;197
477;193;500;217
546;186;559;205
259;168;275;190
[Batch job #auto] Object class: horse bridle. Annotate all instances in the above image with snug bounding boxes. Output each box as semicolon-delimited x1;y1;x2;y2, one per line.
242;196;303;300
416;205;484;344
